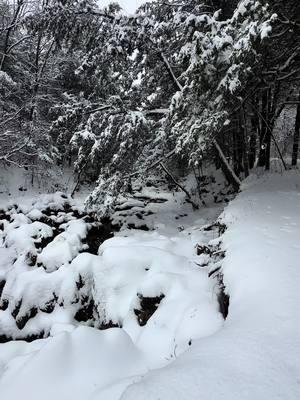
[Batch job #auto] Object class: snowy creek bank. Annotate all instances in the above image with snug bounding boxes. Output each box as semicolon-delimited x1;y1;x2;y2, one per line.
0;181;229;399
120;171;300;400
2;172;299;399
0;193;122;341
0;190;225;344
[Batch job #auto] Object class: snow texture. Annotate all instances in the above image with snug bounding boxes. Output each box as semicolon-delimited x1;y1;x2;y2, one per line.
121;171;300;400
0;171;300;399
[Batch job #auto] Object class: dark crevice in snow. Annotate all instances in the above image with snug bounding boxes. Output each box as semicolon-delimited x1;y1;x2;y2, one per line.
134;293;165;326
0;209;12;222
25;251;37;266
203;222;227;235
211;245;229;320
133;196;168;204
216;273;230;320
208;266;222;278
99;320;121;330
11;300;22;319
39;293;58;313
196;244;212;256
197;223;230;321
0;298;8;311
83;218;116;255
127;223;150;231
0;280;5;298
0;331;46;344
74;298;95;322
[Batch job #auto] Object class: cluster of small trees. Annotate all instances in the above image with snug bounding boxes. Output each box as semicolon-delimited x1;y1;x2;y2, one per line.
1;0;300;213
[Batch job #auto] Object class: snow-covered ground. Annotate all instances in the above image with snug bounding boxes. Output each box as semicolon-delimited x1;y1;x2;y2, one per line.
0;166;76;208
121;171;300;400
0;170;300;399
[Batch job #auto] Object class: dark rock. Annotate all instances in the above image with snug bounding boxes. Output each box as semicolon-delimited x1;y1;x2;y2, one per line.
0;280;5;298
0;209;11;222
26;252;37;266
16;307;38;330
40;293;58;314
196;244;212;256
215;273;229;320
76;274;85;290
0;298;9;311
99;320;120;330
208;266;221;278
127;223;150;231
0;331;46;343
134;294;165;326
74;298;95;322
11;300;22;319
84;222;115;255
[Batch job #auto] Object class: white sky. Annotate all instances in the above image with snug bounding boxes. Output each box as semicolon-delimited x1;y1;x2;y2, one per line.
98;1;148;14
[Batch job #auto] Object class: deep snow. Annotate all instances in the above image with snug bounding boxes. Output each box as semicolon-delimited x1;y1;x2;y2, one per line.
121;171;300;400
0;170;300;400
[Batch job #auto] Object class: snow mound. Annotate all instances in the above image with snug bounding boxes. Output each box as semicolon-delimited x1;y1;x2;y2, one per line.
0;230;223;365
0;326;147;400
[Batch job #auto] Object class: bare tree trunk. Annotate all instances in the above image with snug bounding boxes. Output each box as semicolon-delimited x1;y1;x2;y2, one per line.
265;88;272;170
0;0;24;71
292;93;300;166
257;83;282;170
249;100;259;169
213;139;241;192
241;107;250;177
258;89;270;168
160;162;199;209
232;126;239;174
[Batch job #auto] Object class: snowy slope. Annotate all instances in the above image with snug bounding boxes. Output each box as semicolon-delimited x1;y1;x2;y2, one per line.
0;171;299;400
0;166;76;208
121;171;300;400
0;180;224;399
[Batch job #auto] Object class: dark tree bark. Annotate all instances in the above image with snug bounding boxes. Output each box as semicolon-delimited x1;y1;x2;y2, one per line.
258;89;272;169
210;0;238;19
241;108;250;177
0;0;24;71
214;140;241;192
292;93;300;166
